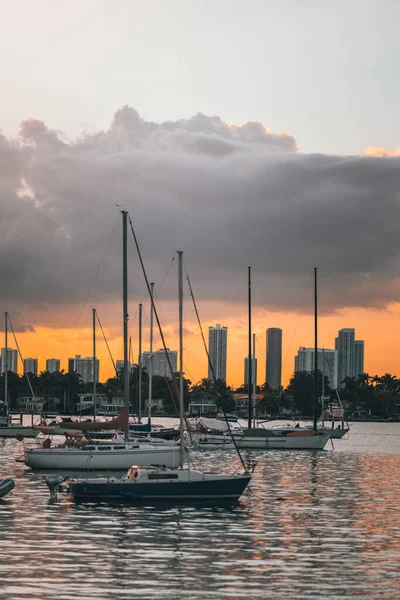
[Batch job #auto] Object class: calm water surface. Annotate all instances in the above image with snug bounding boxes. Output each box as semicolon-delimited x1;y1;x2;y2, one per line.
1;422;400;599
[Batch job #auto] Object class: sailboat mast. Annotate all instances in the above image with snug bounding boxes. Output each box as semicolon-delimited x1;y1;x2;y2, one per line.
92;307;97;422
252;333;256;427
4;312;8;414
138;303;143;422
321;348;325;427
122;210;129;441
313;267;318;431
248;267;252;429
148;282;154;420
178;250;184;469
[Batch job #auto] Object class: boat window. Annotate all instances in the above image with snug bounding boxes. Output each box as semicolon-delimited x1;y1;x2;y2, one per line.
148;473;178;480
113;445;126;450
84;446;95;451
98;446;112;451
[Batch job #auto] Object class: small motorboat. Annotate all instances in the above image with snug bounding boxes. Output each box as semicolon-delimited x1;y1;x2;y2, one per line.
0;478;15;498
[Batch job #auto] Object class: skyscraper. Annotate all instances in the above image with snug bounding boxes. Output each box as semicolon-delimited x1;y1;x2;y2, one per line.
266;328;282;391
208;324;227;382
140;349;177;378
295;347;337;389
68;355;99;383
335;328;355;387
1;348;18;374
244;355;257;387
46;358;60;373
23;358;38;376
335;329;365;387
354;340;365;379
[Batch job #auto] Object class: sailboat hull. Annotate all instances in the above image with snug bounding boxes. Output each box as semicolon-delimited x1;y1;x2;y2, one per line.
237;432;331;450
68;472;251;501
25;446;185;470
0;424;37;438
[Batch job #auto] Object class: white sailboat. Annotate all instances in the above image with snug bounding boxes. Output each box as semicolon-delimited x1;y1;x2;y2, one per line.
0;313;37;438
23;212;186;470
59;246;251;502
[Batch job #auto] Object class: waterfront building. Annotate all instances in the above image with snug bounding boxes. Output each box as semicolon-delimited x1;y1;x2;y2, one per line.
68;355;99;383
23;358;38;376
266;328;282;391
46;358;60;373
208;324;227;382
295;347;337;389
335;329;365;387
141;348;177;378
244;355;257;388
0;348;18;374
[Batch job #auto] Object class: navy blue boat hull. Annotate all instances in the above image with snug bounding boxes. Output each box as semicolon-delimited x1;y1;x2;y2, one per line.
69;476;251;502
0;478;15;498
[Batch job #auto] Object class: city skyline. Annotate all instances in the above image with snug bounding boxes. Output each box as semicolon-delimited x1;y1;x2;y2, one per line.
0;322;371;389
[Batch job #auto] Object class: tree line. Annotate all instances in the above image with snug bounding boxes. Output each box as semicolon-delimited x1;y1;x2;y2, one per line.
1;367;399;418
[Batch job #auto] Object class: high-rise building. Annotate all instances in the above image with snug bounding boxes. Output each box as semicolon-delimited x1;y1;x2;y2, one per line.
1;348;18;374
68;355;99;383
46;358;60;373
354;340;365;379
335;328;355;387
335;329;364;387
244;355;257;387
266;328;282;391
141;349;178;378
295;347;337;389
208;324;228;382
23;358;38;376
115;360;134;375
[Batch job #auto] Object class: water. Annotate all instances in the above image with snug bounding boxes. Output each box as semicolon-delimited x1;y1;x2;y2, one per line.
1;422;400;599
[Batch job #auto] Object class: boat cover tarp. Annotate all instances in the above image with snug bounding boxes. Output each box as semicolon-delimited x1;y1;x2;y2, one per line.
34;409;129;432
199;417;229;432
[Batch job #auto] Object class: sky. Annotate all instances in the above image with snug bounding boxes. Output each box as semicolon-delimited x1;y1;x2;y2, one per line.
0;0;400;387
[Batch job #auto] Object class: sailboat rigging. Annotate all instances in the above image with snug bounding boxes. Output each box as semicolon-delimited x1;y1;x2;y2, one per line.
23;210;184;470
0;312;38;438
57;242;251;502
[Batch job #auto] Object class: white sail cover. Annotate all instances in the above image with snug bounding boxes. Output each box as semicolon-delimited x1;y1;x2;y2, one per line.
199;417;229;432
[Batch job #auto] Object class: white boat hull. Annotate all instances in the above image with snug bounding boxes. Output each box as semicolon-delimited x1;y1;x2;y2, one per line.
25;445;185;470
0;425;37;438
237;433;331;450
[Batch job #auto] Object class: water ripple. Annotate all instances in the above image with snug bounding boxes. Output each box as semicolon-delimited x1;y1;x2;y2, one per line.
1;423;400;598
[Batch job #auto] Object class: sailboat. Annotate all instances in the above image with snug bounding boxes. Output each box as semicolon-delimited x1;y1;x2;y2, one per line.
0;313;37;438
201;267;331;450
22;211;185;470
62;248;251;502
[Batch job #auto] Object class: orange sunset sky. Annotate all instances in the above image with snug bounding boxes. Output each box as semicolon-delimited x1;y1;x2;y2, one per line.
7;298;400;388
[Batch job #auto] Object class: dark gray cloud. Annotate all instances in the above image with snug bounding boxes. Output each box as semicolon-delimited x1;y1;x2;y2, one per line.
0;106;399;329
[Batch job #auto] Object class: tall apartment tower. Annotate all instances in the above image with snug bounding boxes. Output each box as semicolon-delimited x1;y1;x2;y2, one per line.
208;324;228;382
68;355;99;383
244;355;257;387
266;328;282;391
46;358;60;373
335;329;364;387
141;349;178;378
23;358;38;376
0;348;18;374
295;347;337;390
354;340;365;379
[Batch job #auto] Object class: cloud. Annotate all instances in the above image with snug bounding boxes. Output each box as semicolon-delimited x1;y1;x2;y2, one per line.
364;146;400;157
0;106;400;332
